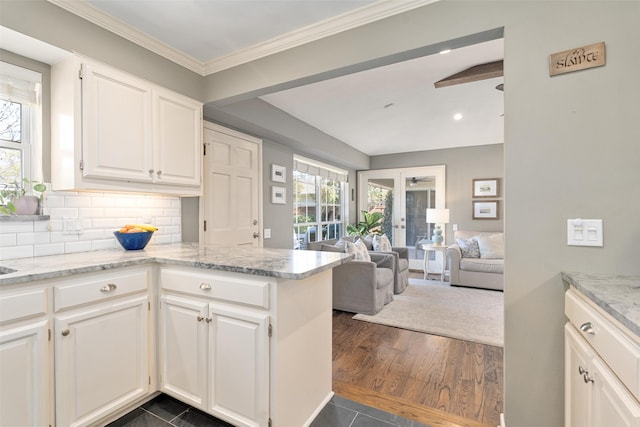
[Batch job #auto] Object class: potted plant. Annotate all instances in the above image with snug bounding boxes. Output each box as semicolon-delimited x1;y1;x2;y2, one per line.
347;210;384;236
0;178;47;215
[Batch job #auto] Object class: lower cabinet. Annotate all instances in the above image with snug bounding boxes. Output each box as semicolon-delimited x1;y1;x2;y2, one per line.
0;319;50;427
160;293;269;427
565;289;640;427
54;268;151;427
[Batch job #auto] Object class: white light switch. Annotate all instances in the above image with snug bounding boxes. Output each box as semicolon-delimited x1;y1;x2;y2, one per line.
63;217;84;235
567;219;602;247
264;228;271;239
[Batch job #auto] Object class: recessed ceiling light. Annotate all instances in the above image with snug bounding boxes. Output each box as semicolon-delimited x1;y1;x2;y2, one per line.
453;113;463;121
439;49;451;55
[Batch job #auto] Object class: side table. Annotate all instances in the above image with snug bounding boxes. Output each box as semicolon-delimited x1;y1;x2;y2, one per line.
421;243;448;281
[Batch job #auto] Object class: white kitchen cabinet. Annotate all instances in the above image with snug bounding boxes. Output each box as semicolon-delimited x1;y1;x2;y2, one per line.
54;268;151;427
0;287;50;427
159;269;269;427
565;289;640;427
51;55;202;195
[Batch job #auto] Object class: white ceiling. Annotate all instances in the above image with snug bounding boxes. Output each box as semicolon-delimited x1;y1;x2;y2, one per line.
39;0;503;156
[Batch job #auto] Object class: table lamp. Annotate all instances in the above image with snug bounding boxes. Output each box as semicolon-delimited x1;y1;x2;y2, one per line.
426;208;450;246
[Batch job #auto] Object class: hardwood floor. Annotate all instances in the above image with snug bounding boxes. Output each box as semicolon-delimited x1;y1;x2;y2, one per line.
332;276;504;427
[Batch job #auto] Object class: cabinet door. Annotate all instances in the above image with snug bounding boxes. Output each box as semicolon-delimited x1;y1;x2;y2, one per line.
55;295;149;427
159;294;209;409
0;320;49;427
565;324;593;427
208;304;269;427
81;62;154;183
591;357;640;427
154;88;202;187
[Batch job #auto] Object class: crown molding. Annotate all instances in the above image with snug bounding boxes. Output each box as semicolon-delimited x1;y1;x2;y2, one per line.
203;0;438;74
48;0;437;76
47;0;206;75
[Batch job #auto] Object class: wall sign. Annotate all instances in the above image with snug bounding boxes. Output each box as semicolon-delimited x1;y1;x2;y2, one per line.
549;42;605;76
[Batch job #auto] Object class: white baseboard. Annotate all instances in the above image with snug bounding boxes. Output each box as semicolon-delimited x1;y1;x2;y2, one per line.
499;413;506;427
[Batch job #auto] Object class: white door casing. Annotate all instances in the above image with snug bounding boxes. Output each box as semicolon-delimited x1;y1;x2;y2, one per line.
202;122;262;247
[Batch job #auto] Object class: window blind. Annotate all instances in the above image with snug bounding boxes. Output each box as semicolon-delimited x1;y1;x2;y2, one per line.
0;61;41;106
294;155;348;182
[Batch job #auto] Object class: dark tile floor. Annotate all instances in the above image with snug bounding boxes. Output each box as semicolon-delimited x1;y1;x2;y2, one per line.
106;393;432;427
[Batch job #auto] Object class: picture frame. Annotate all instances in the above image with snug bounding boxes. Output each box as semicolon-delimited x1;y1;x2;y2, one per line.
271;186;286;204
473;200;499;219
473;178;500;198
271;164;286;183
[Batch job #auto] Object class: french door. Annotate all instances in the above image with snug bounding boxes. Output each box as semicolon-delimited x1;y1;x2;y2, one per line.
357;165;446;270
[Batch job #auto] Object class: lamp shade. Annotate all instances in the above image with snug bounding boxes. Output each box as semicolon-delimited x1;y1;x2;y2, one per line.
426;208;450;224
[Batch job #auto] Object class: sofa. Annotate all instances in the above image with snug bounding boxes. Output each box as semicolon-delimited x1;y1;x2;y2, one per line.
446;230;504;291
308;238;395;314
309;236;409;294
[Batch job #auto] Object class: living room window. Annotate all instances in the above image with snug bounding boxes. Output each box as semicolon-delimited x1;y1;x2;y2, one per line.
293;156;348;249
0;61;42;193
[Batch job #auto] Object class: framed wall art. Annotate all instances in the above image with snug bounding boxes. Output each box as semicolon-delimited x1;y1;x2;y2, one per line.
272;186;286;204
473;200;499;219
271;164;286;183
473;178;500;198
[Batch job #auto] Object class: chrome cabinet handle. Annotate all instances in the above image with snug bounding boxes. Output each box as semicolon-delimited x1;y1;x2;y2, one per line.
157;170;162;176
583;372;594;384
580;322;595;335
100;283;117;293
197;316;205;322
148;169;154;175
205;317;212;323
199;282;211;291
578;366;587;375
253;232;260;238
61;329;70;336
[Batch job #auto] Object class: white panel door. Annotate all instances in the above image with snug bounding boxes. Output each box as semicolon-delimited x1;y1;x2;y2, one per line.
81;62;153;182
208;304;269;427
159;294;209;409
55;295;149;427
591;357;640;427
154;88;202;187
0;320;49;427
565;324;593;427
203;123;261;247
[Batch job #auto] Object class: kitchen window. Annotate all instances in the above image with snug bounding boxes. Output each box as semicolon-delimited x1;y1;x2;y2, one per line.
0;61;42;192
293;155;348;249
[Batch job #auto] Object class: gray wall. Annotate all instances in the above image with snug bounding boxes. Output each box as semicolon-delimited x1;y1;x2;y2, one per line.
261;139;295;248
370;144;504;241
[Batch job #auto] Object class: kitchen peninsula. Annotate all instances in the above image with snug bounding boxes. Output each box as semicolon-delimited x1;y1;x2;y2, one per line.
0;243;351;427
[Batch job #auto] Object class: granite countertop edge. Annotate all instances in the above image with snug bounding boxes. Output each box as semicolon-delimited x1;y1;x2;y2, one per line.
562;271;640;338
0;243;353;286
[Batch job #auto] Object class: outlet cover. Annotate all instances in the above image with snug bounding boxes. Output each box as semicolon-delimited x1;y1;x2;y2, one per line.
567;219;603;247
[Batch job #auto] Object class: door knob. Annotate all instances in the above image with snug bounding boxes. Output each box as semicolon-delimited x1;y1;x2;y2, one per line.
61;329;70;336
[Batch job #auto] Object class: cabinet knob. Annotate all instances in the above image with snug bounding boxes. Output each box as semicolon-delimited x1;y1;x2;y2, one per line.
583;372;595;384
197;316;205;322
148;169;154;175
579;322;595;335
100;283;117;293
200;282;211;291
205;317;212;323
61;329;70;336
253;232;260;238
156;170;162;177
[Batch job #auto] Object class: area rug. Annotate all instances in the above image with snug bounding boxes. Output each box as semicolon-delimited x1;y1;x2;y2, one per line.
353;278;504;347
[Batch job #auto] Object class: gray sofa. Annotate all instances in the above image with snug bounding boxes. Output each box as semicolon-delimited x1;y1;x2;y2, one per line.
310;236;409;294
308;238;395;314
446;230;504;291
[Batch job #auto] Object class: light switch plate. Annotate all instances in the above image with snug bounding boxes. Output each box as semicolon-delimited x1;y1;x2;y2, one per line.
567;219;603;247
264;228;271;239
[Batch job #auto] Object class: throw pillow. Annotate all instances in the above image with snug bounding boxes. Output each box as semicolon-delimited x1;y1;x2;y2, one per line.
360;235;374;250
456;236;480;258
372;234;392;252
476;233;504;259
344;239;371;262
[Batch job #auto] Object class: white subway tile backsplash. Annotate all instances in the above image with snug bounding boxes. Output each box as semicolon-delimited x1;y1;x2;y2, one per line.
3;189;182;260
1;245;34;260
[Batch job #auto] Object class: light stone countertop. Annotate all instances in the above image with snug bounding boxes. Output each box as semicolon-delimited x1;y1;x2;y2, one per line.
0;243;352;286
563;272;640;338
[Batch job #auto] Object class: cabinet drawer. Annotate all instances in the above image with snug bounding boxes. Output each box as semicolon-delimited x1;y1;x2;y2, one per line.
566;289;640;400
0;288;48;324
54;268;149;311
161;268;270;309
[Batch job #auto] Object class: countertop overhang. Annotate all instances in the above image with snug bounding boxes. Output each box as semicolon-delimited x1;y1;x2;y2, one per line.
0;243;353;286
563;272;640;338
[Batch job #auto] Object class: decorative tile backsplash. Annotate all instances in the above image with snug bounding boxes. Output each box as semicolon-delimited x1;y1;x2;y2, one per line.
0;189;182;261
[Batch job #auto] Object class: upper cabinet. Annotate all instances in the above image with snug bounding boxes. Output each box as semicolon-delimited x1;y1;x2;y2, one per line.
51;55;202;196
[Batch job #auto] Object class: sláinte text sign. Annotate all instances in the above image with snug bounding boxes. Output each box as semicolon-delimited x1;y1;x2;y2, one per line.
549;42;606;76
